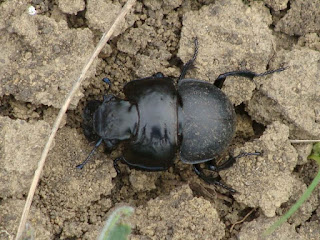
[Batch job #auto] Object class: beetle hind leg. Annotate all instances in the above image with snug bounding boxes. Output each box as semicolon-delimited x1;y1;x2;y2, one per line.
193;164;237;193
214;67;287;89
199;151;261;192
206;151;261;172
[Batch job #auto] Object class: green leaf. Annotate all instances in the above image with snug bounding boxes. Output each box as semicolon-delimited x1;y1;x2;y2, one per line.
98;206;134;240
106;223;131;240
263;170;320;236
264;142;320;236
308;142;320;164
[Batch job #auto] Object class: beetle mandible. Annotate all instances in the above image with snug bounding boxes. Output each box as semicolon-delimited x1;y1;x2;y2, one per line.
77;38;285;192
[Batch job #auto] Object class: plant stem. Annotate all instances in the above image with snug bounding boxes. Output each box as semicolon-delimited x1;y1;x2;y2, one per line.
263;169;320;236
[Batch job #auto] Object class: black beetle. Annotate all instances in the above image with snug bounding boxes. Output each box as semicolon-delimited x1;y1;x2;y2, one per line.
77;39;285;192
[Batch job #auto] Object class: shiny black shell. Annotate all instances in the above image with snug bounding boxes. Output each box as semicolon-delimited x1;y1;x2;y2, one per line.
121;76;236;169
83;75;236;171
122;76;178;171
178;79;236;164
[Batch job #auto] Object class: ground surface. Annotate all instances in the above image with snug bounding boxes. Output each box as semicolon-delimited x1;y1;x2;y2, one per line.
1;0;320;239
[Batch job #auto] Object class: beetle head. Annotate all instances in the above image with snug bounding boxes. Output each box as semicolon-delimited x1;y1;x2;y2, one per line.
83;100;102;142
93;95;138;141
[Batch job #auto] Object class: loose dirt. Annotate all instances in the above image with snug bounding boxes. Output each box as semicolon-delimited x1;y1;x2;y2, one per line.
1;0;320;239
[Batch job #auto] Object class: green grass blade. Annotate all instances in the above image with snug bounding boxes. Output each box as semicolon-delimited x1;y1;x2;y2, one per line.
98;206;134;240
263;167;320;236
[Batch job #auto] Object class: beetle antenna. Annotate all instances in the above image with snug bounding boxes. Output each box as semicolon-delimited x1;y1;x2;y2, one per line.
76;138;103;169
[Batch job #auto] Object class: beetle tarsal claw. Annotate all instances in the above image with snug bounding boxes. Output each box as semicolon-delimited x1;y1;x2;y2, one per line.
193;164;236;193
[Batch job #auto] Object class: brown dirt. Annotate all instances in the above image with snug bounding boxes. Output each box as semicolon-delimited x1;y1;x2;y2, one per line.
1;0;320;239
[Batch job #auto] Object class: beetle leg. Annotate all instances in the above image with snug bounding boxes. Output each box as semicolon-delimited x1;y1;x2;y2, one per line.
207;157;235;172
234;151;261;159
113;156;124;174
104;139;119;153
193;164;237;193
214;67;287;88
207;152;261;172
179;37;199;80
152;72;165;78
103;94;114;102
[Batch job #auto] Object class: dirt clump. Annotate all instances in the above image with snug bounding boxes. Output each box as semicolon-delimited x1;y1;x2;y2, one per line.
0;0;319;239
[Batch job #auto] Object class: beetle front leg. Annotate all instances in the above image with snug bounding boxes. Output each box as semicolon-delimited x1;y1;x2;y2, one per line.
193;164;237;193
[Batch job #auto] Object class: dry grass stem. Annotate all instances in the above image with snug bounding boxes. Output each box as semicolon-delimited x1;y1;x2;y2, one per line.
230;208;256;232
290;140;320;143
15;0;136;239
